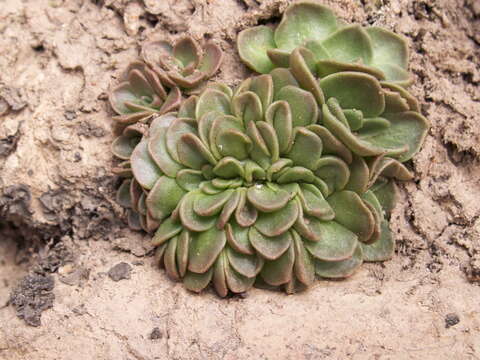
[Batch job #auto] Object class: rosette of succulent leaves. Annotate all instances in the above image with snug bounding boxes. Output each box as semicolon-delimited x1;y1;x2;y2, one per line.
109;1;429;297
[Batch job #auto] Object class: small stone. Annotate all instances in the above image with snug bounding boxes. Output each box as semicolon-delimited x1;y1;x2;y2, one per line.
445;313;460;328
150;327;163;340
107;262;132;282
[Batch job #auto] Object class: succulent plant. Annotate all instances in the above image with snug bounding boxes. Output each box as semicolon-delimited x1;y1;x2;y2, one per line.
114;64;429;296
109;61;182;126
142;36;223;91
109;1;429;296
238;1;412;86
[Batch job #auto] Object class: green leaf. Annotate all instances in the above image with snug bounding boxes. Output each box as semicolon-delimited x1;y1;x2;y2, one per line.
164;236;180;280
274;2;337;51
359;111;430;162
111;134;141;160
255;200;299;237
257;121;280;163
247;183;290;212
131;138;163;190
260;243;295;286
227;246;262;278
188;226;227;273
265;101;293;155
216;129;252;160
327;190;375;243
176;230;190;277
224;255;256;293
322;25;373;64
344;155;369;194
196;88;232;120
371;178;398;218
314;156;350;195
176;169;204;191
237;26;276;74
304;221;358;261
193;190;234;217
213;157;245;179
166;118;197;163
298;184;335;220
177;133;217;169
147;175;186;220
307;124;352;164
316;60;385;80
226;221;255;255
173;36;201;68
232;91;263;126
366;27;409;69
235;188;258;227
217;190;241;229
276;86;318;127
319;72;385;117
289;47;325;105
286;127;323;170
270;68;299;100
177;95;198;118
292;230;315;286
184;268;213;293
116;179;132;208
212;251;228;297
148;114;184;177
179;191;216;232
315;243;363;278
249;227;292;260
199;42;223;77
152;216;182;246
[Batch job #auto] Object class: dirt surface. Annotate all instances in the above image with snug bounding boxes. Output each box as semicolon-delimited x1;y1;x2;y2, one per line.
0;0;479;358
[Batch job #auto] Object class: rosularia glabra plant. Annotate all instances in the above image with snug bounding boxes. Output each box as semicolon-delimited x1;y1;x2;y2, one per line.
110;1;429;296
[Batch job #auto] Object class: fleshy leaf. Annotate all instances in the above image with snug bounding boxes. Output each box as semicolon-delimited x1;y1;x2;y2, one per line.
213;251;228;297
177;133;217;169
345;155;369;194
274;2;337;51
289;47;325;105
361;220;394;261
260;243;295;286
178;95;198;118
116;179;132;208
304;221;358;261
287;127;323;170
226;221;255;255
366;27;409;69
265;101;293;154
131;138;163;190
319;72;385;117
322;25;373;64
227;246;262;278
255;200;299;237
196;89;232;120
188;226;226;273
224;255;256;293
307;124;352;164
314;156;350;194
247;183;290;212
176;169;204;191
184;268;213;293
237;26;276;74
276;86;318;127
147;176;186;220
194;190;234;217
249;227;292;261
298;184;335;220
371;178;398;217
235;188;258;227
217;190;241;229
292;230;315;286
166;118;197;163
152;216;182;246
179;191;216;232
358;111;430;162
315;243;363;278
327;190;375;243
149;114;184;177
199;42;223;77
164;235;180;280
232;91;263;126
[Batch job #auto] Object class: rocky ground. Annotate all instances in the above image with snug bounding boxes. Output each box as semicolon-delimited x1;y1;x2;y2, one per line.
0;0;479;358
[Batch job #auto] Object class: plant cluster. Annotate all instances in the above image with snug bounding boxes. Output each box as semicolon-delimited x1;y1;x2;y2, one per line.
109;1;429;296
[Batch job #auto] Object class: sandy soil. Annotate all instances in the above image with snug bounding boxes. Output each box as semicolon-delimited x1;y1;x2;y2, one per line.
0;0;479;358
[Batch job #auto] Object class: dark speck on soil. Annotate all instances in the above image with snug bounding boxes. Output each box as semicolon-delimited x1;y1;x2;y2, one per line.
108;262;132;282
150;327;163;340
445;313;460;328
